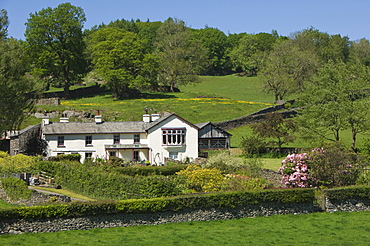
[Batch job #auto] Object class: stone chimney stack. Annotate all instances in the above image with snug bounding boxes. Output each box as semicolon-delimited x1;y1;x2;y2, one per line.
59;113;69;123
151;113;160;121
143;114;151;123
95;111;102;124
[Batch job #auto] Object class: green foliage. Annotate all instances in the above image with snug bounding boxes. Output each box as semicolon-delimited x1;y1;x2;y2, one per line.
0;188;315;220
89;27;159;98
1;177;32;201
25;2;87;95
115;165;187;176
0;9;8;40
323;186;370;201
0;38;36;136
203;152;244;173
176;165;224;192
241;135;267;157
48;154;81;162
0;154;36;175
138;176;182;198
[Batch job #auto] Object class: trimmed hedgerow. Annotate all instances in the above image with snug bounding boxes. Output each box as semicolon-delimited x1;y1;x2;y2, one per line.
115;165;188;176
0;188;315;220
323;185;370;201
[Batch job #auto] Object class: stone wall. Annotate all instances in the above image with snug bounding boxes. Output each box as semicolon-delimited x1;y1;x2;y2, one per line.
0;202;314;234
34;98;60;106
324;198;370;213
9;124;42;156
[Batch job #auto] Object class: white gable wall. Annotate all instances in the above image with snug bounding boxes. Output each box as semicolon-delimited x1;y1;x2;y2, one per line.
147;116;198;165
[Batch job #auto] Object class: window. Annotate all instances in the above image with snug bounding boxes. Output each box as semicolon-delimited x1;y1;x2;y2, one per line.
113;134;120;144
109;151;116;157
133;151;139;161
134;134;140;143
85;152;92;159
162;128;186;145
57;136;64;147
169;152;178;159
85;135;92;146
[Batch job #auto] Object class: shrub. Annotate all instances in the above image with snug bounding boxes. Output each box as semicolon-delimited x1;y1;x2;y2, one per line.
203;152;244;173
241;136;267;157
49;154;81;162
222;174;267;191
115;165;187;176
138;176;182;198
1;177;33;201
279;142;366;188
0;154;37;175
176;165;224;192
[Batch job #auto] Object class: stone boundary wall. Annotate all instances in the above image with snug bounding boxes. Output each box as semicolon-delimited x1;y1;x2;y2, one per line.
214;106;298;130
0;202;314;234
34;98;60;106
324;198;370;213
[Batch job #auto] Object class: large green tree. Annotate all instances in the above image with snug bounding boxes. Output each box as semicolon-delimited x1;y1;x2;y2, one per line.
297;61;370;150
259;39;319;102
0;9;8;40
155;18;207;91
193;27;231;75
90;28;159;98
0;39;35;136
25;3;87;96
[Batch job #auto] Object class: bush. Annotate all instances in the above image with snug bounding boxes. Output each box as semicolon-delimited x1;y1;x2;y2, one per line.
1;177;33;201
241;136;267;157
222;174;267;191
203;152;244;173
0;154;37;175
49;154;81;162
176;165;224;192
115;165;187;176
139;176;182;198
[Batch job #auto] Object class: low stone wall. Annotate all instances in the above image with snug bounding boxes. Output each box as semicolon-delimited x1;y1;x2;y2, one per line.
34;98;60;106
0;202;314;234
324;198;370;213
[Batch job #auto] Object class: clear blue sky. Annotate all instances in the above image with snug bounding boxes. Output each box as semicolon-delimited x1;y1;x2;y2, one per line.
2;0;370;41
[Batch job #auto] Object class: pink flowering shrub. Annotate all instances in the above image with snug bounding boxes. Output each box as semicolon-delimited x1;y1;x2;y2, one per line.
279;143;366;188
279;153;312;188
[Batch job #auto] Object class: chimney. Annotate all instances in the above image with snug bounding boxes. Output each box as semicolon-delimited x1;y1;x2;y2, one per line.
151;113;160;121
95;115;102;124
42;111;49;125
60;113;69;123
143;114;151;123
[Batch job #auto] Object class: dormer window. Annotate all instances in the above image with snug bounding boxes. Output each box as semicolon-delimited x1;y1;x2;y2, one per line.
162;128;186;145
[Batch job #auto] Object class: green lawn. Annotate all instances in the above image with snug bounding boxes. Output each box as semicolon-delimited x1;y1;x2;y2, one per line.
0;199;19;209
1;212;370;245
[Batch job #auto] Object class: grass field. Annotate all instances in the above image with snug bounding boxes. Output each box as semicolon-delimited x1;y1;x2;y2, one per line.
1;211;370;245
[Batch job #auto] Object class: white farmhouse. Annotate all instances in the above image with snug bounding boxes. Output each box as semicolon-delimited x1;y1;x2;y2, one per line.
41;113;200;164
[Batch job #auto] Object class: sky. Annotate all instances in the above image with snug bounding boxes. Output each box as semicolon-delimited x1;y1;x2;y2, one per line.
2;0;370;41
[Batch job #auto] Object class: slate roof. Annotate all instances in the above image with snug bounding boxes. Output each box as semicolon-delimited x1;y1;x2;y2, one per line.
42;113;198;135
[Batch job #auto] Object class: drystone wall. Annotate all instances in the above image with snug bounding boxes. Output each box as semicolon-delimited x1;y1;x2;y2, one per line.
324;198;370;213
0;202;315;234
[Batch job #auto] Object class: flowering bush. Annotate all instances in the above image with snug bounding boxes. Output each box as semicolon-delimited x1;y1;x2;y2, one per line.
176;164;224;192
279;143;366;188
279;153;312;188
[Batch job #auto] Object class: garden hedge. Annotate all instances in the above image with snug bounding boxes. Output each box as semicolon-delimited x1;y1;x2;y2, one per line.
0;188;315;220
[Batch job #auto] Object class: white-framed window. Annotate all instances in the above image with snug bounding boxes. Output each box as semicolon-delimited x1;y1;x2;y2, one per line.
109;151;116;157
57;136;64;147
85;152;92;159
162;128;186;145
134;134;140;143
113;134;120;144
85;135;92;146
169;152;178;159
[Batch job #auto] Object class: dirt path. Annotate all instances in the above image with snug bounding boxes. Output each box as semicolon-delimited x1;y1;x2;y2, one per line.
28;186;87;202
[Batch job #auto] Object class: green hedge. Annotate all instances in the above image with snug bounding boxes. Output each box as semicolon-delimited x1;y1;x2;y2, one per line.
0;188;315;220
323;185;370;200
115;165;188;176
1;177;33;201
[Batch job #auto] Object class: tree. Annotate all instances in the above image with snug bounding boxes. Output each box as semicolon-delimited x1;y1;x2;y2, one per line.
259;39;319;102
0;9;9;40
155;18;207;91
25;3;87;96
297;61;370;150
90;28;159;98
251;112;297;153
193;27;231;75
0;39;35;136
